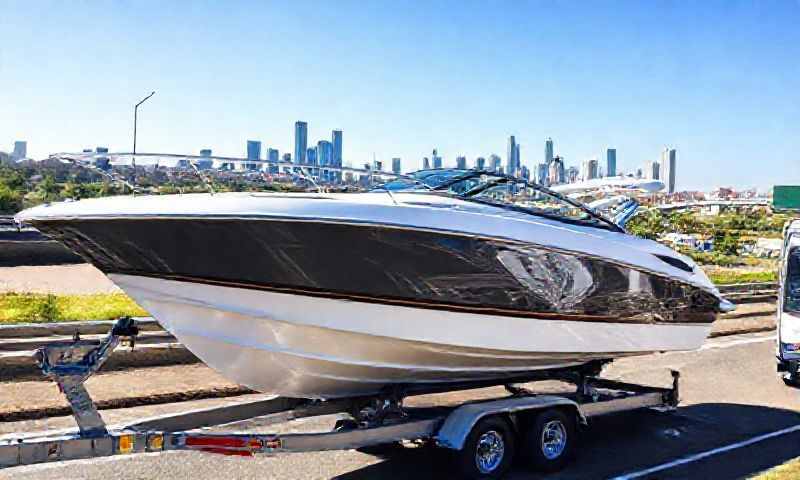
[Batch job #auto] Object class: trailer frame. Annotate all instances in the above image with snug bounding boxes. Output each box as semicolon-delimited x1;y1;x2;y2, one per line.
0;317;681;477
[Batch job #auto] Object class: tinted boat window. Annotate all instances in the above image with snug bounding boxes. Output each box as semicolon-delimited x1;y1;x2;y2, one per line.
785;247;800;313
471;181;600;226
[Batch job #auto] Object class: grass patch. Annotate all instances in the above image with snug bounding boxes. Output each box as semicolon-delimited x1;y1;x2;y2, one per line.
751;457;800;479
707;270;778;285
0;293;148;324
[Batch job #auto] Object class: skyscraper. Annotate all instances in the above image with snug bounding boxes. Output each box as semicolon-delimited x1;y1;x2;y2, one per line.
294;121;308;165
245;140;261;171
332;130;343;167
606;148;617;177
515;144;521;174
392;157;401;174
581;159;599;180
198;149;213;170
489;154;502;172
423;157;431;170
317;140;333;166
645;160;660;180
537;163;548;185
660;147;677;193
548;156;565;185
507;136;518;175
12;141;26;160
432;149;442;169
307;147;317;166
475;157;486;170
246;140;261;160
456;156;467;169
267;148;279;163
544;137;554;165
566;166;579;183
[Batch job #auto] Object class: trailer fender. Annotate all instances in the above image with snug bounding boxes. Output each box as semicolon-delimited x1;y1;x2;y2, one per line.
435;395;584;451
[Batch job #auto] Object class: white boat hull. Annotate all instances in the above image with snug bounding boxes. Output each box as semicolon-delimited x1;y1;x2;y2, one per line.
111;274;711;398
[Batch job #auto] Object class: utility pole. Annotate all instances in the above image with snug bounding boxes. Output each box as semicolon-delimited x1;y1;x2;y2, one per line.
132;91;156;193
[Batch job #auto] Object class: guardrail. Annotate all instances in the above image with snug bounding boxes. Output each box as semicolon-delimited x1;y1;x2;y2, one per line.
717;282;778;294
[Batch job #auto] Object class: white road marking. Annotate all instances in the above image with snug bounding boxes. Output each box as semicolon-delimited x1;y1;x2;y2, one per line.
609;423;800;480
699;333;774;351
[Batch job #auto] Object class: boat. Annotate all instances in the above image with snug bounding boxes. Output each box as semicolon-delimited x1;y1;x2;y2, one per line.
15;159;731;399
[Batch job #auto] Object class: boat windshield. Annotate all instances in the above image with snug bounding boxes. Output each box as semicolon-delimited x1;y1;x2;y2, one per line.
785;246;800;313
377;169;473;191
377;168;621;231
438;170;621;231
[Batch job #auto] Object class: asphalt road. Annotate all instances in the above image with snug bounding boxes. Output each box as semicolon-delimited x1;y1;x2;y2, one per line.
3;331;800;479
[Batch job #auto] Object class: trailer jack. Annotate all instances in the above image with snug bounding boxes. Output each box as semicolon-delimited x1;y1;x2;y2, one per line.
32;317;139;436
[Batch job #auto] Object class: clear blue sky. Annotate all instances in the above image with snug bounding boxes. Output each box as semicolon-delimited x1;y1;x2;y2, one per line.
1;0;798;191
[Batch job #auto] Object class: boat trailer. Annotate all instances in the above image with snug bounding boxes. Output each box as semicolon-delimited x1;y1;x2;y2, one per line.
0;317;681;478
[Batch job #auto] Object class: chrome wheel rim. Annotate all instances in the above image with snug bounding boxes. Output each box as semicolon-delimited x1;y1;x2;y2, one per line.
475;430;505;473
541;420;567;460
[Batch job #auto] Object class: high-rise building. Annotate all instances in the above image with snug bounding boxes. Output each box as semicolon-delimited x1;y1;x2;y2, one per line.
544;137;554;165
246;140;261;160
515;144;521;174
244;140;261;171
475;157;486;170
332;130;343;167
373;160;383;172
548;156;565;185
581;158;599;180
660;147;677;193
489;154;502;172
566;166;579;183
537;163;549;185
268;148;279;163
294;121;308;165
521;166;530;181
635;167;643;179
456;156;467;169
282;153;292;163
307;147;317;166
197;149;213;170
12;141;27;160
392;157;401;174
606;148;617;177
432;149;442;169
507;136;518;175
423;157;431;170
645;160;660;180
317;140;333;166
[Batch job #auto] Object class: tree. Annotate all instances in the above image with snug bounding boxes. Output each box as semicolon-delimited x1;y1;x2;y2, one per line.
0;184;22;213
36;175;60;202
713;230;740;256
627;209;666;240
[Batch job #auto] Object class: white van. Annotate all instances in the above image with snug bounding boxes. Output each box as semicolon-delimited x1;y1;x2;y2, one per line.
778;219;800;384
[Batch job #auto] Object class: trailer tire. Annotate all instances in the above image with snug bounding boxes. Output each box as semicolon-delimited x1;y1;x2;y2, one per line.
521;409;576;473
456;416;515;479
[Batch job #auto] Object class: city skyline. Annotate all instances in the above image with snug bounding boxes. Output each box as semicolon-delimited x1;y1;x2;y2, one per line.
2;1;798;190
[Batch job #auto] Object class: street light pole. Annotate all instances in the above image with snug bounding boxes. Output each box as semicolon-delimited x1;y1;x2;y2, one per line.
132;91;156;193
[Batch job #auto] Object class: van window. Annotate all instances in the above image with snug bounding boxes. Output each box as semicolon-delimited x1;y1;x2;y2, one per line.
785;247;800;312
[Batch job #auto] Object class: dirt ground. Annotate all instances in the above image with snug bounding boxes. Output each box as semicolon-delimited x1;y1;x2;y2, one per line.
0;264;119;294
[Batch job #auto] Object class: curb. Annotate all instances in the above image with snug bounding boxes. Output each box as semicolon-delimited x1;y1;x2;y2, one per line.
0;317;161;339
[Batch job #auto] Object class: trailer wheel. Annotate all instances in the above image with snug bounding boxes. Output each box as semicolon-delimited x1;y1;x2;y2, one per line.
456;416;515;479
521;409;576;472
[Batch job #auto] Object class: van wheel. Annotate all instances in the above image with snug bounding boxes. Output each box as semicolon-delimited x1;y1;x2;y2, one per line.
521;409;576;472
456;416;515;479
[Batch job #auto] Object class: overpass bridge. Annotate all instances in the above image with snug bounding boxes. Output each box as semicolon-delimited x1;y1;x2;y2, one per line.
655;199;770;212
